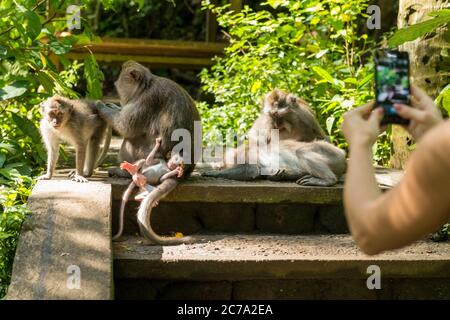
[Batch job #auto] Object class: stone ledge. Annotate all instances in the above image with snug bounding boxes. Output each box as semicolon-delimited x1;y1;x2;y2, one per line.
108;167;402;204
7;180;113;300
114;234;450;281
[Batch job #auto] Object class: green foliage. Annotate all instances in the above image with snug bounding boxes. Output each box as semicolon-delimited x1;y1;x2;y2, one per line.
86;0;205;40
436;83;450;116
0;0;105;298
388;9;450;47
200;0;391;163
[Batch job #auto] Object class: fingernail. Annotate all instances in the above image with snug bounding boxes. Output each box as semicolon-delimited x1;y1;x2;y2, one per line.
394;104;401;109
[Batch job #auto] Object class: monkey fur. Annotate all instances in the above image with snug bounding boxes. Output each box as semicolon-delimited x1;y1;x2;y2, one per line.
206;89;346;186
96;61;200;245
38;95;111;183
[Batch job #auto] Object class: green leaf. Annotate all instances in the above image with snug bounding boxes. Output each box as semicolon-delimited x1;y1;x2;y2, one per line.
0;154;5;168
37;71;55;93
435;83;450;115
84;54;104;99
0;144;16;154
388;10;450;47
11;114;41;144
0;232;14;240
0;81;28;101
23;10;42;41
0;46;7;58
312;66;334;83
49;38;72;55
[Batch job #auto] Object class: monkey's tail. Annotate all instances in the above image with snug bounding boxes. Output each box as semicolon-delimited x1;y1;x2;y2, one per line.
95;126;112;167
112;182;136;241
136;179;194;245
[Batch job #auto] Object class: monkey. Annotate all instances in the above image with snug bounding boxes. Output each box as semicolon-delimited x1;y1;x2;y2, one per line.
205;89;346;186
222;89;329;168
95;60;201;245
250;88;327;143
112;137;186;241
38;95;112;183
206;139;346;186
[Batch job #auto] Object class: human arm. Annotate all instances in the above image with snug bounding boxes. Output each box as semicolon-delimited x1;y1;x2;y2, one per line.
342;101;450;255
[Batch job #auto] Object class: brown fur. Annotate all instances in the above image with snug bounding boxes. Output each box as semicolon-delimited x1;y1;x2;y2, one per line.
97;61;201;245
38;95;111;182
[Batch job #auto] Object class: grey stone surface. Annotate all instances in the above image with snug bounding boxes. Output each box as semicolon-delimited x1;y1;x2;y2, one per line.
114;235;450;281
158;281;232;300
197;203;255;232
318;205;349;234
7;180;113;300
233;279;392;300
256;204;316;234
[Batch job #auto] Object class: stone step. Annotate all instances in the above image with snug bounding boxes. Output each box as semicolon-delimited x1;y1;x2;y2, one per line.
105;168;402;236
7;180;113;300
113;234;450;300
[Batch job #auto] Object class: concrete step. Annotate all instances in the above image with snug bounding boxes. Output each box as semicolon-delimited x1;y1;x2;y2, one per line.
113;234;450;300
105;168;402;236
7;180;113;300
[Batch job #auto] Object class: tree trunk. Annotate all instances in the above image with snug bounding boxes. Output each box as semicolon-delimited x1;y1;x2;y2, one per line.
390;0;449;169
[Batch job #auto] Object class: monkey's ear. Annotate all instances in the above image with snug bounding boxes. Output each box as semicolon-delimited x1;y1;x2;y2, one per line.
56;98;74;112
129;69;142;82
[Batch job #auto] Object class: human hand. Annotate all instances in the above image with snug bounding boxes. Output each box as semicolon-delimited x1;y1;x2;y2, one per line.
155;137;162;145
342;101;384;149
394;85;443;141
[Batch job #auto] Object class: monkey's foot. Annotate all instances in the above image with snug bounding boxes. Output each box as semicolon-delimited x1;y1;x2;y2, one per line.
296;175;336;187
71;174;89;183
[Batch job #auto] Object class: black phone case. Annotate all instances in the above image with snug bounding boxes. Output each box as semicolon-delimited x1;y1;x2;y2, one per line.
374;50;411;126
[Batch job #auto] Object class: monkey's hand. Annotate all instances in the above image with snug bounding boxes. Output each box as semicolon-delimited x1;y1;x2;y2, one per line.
71;174;89;183
175;166;184;178
37;173;52;180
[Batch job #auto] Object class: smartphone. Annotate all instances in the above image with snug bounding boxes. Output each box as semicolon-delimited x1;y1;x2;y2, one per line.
374;50;411;125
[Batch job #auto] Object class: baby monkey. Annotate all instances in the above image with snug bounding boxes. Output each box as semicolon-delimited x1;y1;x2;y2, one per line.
113;137;184;240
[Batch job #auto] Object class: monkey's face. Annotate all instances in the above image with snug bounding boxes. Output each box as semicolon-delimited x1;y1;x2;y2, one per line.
167;154;184;171
263;90;292;130
41;98;71;129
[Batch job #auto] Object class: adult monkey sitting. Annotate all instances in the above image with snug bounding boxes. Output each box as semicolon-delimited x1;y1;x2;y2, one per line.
96;61;201;245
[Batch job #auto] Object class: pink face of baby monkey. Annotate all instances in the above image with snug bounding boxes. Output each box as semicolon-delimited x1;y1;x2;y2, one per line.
167;154;184;171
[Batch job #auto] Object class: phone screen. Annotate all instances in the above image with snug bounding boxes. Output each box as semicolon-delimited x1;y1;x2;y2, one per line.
375;50;411;125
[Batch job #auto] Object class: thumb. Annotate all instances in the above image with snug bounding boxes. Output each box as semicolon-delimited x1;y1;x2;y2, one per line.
394;104;425;121
368;107;383;126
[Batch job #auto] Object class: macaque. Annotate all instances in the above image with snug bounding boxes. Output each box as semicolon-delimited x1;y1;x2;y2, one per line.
113;138;185;241
250;88;326;143
207;139;346;186
224;89;328;168
95;61;200;244
38;95;111;183
206;89;346;186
